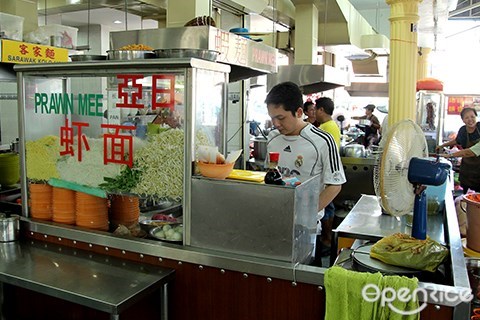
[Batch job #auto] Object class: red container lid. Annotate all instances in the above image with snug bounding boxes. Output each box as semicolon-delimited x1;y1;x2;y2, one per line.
269;152;280;162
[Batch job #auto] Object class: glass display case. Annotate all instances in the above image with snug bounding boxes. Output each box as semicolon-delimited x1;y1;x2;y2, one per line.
416;90;445;154
16;59;230;233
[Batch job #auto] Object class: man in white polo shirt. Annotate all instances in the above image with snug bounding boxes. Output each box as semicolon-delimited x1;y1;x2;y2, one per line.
265;82;346;266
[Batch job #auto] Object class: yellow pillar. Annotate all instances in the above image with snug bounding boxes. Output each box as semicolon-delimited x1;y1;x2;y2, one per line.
167;0;211;28
294;4;318;65
417;47;432;80
386;0;421;126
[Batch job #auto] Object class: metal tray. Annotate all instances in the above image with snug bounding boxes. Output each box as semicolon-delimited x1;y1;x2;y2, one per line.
107;50;155;60
70;55;107;62
153;48;219;61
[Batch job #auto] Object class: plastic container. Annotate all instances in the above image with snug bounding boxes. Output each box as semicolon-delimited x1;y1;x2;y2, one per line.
38;24;78;48
197;161;234;179
0;153;20;186
0;12;24;41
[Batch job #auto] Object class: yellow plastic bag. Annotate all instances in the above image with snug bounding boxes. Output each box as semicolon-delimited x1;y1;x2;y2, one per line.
370;233;449;272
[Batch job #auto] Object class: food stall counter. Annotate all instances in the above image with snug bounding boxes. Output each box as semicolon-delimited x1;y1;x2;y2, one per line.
0;238;174;319
331;193;471;319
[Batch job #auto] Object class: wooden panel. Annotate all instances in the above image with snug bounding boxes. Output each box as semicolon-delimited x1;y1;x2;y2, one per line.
16;231;454;320
421;303;453;320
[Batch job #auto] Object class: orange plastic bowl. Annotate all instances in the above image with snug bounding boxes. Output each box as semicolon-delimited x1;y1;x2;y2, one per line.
197;161;234;179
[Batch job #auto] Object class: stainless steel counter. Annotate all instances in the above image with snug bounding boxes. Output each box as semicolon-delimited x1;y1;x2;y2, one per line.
0;239;174;320
332;194;445;246
331;193;471;319
17;187;471;319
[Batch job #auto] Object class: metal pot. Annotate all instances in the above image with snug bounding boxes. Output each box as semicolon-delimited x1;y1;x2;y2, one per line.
252;137;268;160
343;144;366;158
0;214;19;242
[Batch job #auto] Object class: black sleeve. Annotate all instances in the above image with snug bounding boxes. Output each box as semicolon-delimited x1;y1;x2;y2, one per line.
456;126;467;148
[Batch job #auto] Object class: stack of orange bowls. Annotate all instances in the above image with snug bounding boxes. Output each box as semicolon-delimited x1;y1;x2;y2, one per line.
110;194;140;228
29;183;53;220
52;187;76;225
75;192;109;231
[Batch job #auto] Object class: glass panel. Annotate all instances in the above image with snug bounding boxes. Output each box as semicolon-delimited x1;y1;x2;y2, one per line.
23;71;187;205
194;68;226;157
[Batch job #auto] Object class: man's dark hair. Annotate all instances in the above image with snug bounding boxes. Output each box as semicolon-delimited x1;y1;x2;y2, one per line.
265;81;303;116
303;101;314;113
461;107;477;119
315;97;334;115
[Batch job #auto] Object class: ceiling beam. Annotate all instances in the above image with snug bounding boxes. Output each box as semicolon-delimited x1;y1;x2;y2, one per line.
449;1;480;17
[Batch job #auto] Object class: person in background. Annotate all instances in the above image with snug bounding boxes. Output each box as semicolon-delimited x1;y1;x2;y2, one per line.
315;97;341;254
303;101;320;127
352;104;381;147
436;107;480;193
265;82;346;266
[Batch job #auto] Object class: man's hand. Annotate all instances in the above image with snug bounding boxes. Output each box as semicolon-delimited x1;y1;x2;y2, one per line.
318;185;342;211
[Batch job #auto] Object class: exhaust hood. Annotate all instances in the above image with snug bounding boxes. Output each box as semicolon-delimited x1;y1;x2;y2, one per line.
267;64;349;94
264;0;388;94
110;26;277;83
346;82;389;97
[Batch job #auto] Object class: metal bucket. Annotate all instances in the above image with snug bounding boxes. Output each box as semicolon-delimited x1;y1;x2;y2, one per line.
0;214;19;242
252;137;267;161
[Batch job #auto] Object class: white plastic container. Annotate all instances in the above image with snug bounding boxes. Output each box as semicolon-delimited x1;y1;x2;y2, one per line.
38;24;78;49
0;12;24;41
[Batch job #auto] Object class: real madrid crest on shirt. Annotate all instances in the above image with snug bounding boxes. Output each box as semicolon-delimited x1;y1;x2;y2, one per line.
295;155;303;168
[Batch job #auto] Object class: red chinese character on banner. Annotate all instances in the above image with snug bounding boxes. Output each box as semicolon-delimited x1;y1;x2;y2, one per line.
233;37;247;65
151;75;175;111
214;29;230;61
19;44;28;55
59;119;74;157
33;46;42;57
59;119;90;161
116;74;144;108
45;48;55;60
100;124;135;168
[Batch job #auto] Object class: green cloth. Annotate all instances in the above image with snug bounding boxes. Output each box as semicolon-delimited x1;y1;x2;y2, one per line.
324;266;419;320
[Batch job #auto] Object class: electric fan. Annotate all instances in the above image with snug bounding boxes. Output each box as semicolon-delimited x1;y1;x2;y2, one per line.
373;120;450;239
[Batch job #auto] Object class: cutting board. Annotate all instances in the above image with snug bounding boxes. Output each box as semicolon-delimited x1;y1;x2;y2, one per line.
227;169;266;183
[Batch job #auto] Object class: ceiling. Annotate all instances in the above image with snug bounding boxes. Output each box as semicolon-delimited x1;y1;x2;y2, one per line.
38;0;480;47
38;0;164;30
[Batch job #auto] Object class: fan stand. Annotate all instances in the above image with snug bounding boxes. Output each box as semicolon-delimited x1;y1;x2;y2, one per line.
412;184;428;240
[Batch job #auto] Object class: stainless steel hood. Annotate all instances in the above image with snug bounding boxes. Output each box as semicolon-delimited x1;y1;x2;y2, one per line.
266;64;349;94
345;82;389;97
109;26;277;83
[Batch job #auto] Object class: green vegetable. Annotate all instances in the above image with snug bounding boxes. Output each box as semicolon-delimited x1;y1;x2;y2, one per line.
99;165;142;194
